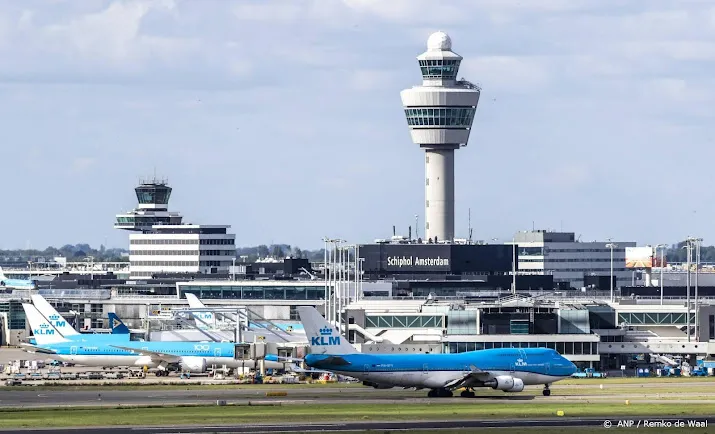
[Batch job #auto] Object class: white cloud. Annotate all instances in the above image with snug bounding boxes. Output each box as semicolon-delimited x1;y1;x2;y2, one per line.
70;157;97;173
349;69;398;91
460;56;551;92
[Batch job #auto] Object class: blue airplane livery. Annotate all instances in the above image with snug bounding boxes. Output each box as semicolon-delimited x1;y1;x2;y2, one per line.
297;307;577;398
0;267;36;290
22;303;283;375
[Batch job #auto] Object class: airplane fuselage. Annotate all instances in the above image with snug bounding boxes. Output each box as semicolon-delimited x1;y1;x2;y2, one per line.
306;348;576;390
36;342;284;371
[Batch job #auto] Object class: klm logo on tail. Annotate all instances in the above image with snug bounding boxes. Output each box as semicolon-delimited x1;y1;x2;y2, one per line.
311;326;341;346
34;323;55;335
48;314;66;328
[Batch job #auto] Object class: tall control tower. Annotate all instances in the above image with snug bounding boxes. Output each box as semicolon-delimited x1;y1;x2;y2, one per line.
400;31;480;243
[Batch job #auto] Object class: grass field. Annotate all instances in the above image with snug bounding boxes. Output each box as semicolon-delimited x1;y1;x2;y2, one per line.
0;402;713;429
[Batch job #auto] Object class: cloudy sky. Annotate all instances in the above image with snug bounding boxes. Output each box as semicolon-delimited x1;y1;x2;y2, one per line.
1;0;714;250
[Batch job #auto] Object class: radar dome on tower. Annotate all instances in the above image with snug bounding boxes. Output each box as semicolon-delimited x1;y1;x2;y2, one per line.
427;31;452;51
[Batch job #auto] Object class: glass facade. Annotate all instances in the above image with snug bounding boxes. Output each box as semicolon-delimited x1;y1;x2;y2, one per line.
135;185;171;205
559;309;591;334
366;315;444;328
404;107;475;127
447;310;477;334
179;285;325;300
0;301;26;329
448;341;598;356
419;59;460;79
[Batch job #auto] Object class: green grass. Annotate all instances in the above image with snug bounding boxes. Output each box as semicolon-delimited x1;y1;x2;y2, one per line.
0;402;713;429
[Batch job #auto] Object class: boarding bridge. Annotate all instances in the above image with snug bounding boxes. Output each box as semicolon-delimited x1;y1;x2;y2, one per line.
599;341;713;355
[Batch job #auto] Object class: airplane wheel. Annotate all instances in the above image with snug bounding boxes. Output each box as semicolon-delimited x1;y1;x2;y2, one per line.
439;389;453;398
427;390;437;398
460;390;475;398
543;388;551;396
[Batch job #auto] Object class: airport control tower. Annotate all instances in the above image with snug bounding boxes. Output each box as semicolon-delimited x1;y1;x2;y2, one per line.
114;178;183;233
400;31;480;243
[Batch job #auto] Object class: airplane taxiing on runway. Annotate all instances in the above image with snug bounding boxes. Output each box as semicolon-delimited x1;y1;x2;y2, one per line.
297;306;577;398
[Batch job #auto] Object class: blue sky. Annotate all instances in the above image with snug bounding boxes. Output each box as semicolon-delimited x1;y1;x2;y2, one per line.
1;0;714;250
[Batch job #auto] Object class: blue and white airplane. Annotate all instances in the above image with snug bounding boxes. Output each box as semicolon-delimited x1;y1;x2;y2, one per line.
297;306;577;398
0;267;36;290
22;303;284;375
29;294;130;343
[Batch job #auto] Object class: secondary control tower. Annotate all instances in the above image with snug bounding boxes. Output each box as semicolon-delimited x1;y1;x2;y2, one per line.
400;31;480;243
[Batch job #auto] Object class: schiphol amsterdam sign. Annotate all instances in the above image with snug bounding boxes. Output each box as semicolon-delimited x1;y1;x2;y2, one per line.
386;255;450;268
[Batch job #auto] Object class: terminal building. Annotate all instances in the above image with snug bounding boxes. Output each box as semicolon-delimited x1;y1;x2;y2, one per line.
510;230;635;290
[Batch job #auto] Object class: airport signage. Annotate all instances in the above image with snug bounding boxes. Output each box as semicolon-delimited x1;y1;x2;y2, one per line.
386;255;449;268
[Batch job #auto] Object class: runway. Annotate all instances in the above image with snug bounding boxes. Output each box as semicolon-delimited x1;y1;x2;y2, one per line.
5;417;715;433
2;386;715;408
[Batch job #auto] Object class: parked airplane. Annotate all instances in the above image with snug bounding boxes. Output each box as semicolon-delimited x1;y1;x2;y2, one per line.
297;306;577;398
29;294;130;343
22;303;285;375
0;267;36;290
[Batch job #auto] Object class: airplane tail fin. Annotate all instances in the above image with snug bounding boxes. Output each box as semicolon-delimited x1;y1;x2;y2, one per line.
185;292;215;330
296;306;357;354
108;313;130;334
22;303;69;345
0;267;6;281
31;294;79;336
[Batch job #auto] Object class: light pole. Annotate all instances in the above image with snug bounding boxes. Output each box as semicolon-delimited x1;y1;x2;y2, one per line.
683;239;693;342
655;244;667;306
231;257;236;281
415;214;419;240
511;237;517;295
687;237;703;341
606;243;617;302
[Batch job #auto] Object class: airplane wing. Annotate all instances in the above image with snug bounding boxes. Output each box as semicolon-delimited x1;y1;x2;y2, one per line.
288;363;333;374
444;365;492;389
19;343;57;355
110;346;182;363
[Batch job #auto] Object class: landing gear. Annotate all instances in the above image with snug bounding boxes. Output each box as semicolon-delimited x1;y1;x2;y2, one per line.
543;384;551;396
460;389;476;398
427;388;454;398
155;370;169;377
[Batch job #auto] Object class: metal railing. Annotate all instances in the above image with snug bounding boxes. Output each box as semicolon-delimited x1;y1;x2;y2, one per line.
38;289;111;300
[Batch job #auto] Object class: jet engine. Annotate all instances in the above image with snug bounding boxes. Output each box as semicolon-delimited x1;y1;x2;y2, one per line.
179;356;207;373
504;378;524;392
485;375;522;391
362;381;394;389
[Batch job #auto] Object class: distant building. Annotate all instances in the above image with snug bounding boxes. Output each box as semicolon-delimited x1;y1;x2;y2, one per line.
116;178;236;279
511;230;635;290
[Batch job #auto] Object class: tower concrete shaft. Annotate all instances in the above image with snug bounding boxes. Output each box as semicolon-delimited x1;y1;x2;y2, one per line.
400;31;480;243
425;147;455;243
